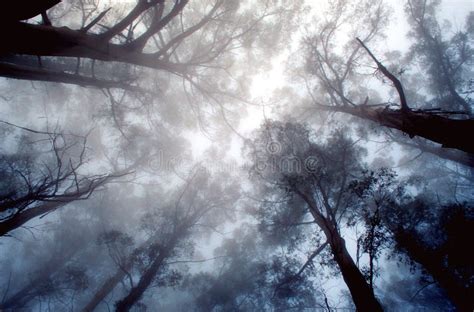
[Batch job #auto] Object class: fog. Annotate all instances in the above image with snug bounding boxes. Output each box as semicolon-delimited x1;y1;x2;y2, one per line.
0;0;473;311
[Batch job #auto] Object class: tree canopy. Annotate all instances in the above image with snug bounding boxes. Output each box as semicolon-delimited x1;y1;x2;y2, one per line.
0;0;472;311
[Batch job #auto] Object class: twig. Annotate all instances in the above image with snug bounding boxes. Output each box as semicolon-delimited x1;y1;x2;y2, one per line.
82;8;111;32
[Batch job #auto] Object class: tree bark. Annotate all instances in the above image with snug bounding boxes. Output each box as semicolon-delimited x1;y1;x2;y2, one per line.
327;105;474;155
325;224;384;312
296;189;384;311
1;22;186;73
114;246;171;312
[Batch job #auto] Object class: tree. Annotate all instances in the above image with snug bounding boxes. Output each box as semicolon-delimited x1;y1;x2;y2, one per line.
0;124;129;237
0;210;104;311
81;167;239;311
351;168;474;310
0;0;60;24
302;0;474;160
186;226;321;311
247;121;383;311
405;0;473;117
0;0;301;91
384;201;474;311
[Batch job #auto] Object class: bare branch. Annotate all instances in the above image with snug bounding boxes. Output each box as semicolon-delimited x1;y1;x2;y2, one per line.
82;8;111;32
356;37;409;112
0;62;144;92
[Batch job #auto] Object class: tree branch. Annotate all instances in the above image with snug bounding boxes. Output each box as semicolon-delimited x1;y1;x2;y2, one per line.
356;38;409;112
0;62;143;91
99;0;162;42
82;8;111;33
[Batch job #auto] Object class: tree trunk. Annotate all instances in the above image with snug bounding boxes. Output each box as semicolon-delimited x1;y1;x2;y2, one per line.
396;232;474;311
0;200;71;237
295;188;384;311
1;22;185;73
82;236;154;312
0;62;142;91
326;225;384;312
81;268;128;312
0;177;112;237
0;0;60;22
114;248;170;312
1;249;78;310
327;105;474;155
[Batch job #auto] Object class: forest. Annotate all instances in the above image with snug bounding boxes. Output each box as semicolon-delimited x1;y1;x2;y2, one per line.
0;0;473;311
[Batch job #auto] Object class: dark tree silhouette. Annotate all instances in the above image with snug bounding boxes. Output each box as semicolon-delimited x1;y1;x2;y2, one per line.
0;0;298;91
248;121;383;311
352;169;474;311
386;201;474;311
0;124;130;237
303;0;474;160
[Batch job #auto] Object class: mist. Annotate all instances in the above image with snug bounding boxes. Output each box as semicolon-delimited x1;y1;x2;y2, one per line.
0;0;473;311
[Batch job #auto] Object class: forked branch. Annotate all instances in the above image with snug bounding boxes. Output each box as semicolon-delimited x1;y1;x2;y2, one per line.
356;37;409;112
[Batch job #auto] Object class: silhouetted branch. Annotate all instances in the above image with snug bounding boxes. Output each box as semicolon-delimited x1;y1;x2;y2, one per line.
356;38;409;112
82;8;111;32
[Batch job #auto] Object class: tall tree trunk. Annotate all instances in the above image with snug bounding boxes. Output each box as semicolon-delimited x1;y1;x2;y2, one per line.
82;236;154;312
114;247;171;312
396;232;473;311
324;105;474;155
297;189;384;311
1;249;78;310
325;225;384;312
81;268;128;312
0;176;114;237
0;200;72;237
1;22;185;73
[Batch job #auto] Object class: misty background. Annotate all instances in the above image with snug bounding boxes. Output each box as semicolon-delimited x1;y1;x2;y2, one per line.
0;0;473;311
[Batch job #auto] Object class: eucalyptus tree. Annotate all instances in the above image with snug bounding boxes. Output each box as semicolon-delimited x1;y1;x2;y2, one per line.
380;200;474;310
247;121;384;311
0;209;105;311
300;0;474;162
0;123;132;237
0;0;303;239
405;0;473;117
0;0;302;91
350;168;474;311
80;167;240;311
186;225;322;311
387;202;474;311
